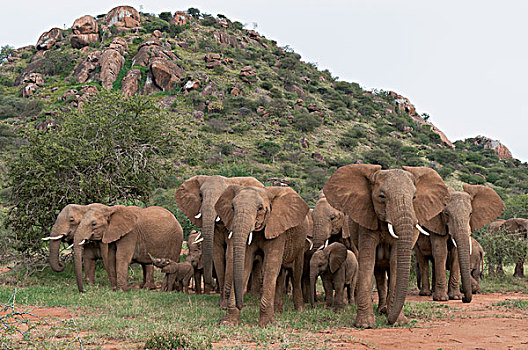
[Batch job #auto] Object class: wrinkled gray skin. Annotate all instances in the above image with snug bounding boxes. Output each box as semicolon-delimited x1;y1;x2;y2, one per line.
46;203;154;292
469;237;485;293
175;175;264;304
150;254;193;293
74;205;183;292
488;218;528;277
323;165;449;327
309;242;358;312
186;230;204;293
420;185;504;302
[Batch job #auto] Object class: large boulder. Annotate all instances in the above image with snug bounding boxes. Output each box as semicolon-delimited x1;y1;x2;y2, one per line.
473;136;513;160
21;73;45;98
173;11;191;26
150;58;183;91
100;49;125;89
105;6;141;29
121;69;141;97
74;51;101;83
36;28;62;50
108;37;128;55
70;15;99;48
131;38;176;67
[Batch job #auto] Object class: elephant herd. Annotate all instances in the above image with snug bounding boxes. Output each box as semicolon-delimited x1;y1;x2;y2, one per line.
43;164;527;328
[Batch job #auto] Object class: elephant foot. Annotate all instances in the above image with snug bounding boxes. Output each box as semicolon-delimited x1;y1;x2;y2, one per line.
391;312;409;326
142;282;157;290
204;284;211;294
376;304;387;315
448;292;462;300
354;312;376;329
419;289;432;296
257;315;275;328
219;298;228;310
433;293;448;301
221;309;241;326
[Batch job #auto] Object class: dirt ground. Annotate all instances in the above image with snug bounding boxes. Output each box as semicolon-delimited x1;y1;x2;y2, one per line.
2;290;527;349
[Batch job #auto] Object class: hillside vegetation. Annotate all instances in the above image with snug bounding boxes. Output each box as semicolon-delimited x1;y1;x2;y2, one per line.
0;6;527;249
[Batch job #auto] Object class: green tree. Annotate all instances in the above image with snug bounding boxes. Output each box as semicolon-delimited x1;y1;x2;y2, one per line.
6;91;179;252
503;194;528;219
0;45;14;64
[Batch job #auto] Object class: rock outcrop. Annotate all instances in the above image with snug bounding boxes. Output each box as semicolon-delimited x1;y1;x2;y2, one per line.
74;51;101;83
132;38;176;67
121;69;141;97
173;11;191;26
473;136;513;160
150;58;183;91
100;49;124;89
36;28;62;50
22;73;44;97
70;15;99;48
105;6;141;29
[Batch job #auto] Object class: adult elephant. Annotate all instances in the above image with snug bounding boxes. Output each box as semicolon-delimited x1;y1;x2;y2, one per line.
215;185;310;327
323;164;449;327
73;205;183;292
175;175;264;302
418;185;503;302
488;218;528;277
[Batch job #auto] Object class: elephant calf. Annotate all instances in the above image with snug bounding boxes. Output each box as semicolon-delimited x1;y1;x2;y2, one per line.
150;254;193;293
309;242;358;312
470;237;485;294
186;230;205;294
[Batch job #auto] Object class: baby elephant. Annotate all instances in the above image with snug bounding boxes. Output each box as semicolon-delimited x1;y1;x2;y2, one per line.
149;253;193;293
309;242;358;311
470;237;485;294
186;230;204;293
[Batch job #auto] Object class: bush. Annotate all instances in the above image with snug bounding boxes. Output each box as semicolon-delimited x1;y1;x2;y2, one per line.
293;112;321;132
363;148;395;169
6;91;181;253
0;96;42;120
143;330;211;350
158;12;173;23
257;141;281;162
143;17;170;33
479;227;528;268
39;51;75;77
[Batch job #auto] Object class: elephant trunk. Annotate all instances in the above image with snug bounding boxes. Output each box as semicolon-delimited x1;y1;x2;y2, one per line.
201;208;216;290
309;269;318;307
387;208;414;325
232;212;253;310
454;229;472;303
49;238;65;272
312;221;330;249
73;239;84;293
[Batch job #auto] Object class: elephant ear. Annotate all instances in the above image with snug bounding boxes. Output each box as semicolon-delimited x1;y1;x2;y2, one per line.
230;177;264;188
265;187;309;239
423;214;446;235
325;243;347;273
175;175;208;226
215;185;242;231
463;184;504;232
102;206;138;244
402;166;450;224
323;164;382;231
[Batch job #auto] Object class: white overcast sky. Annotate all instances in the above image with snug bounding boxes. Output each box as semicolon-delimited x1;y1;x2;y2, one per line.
2;1;527;161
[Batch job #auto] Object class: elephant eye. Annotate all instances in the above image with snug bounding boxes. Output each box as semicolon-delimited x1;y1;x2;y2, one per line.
69;217;75;222
92;221;97;227
379;193;386;199
330;216;336;221
413;195;417;200
258;205;263;211
199;192;202;198
231;204;235;211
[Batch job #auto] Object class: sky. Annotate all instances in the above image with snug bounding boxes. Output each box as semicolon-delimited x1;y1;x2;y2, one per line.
2;1;527;161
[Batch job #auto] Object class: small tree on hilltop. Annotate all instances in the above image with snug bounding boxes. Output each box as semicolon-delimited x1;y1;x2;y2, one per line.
6;91;179;253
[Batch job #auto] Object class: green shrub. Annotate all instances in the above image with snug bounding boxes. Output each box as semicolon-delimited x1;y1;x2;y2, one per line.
479;227;528;269
201;15;217;27
459;174;486;185
0;96;42;120
257;141;281;162
39;51;75;76
143;330;212;350
293;112;321;132
158;12;173;22
143;17;170;33
363;148;395;169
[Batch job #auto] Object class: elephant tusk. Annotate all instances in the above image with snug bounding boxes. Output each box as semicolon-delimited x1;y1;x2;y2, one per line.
388;223;399;239
216;216;220;222
195;232;202;240
416;224;430;236
194;212;202;219
306;237;313;250
469;236;472;255
228;231;233;239
248;231;253;245
66;243;74;250
78;239;87;246
451;237;457;248
324;240;329;249
194;237;204;244
42;234;64;241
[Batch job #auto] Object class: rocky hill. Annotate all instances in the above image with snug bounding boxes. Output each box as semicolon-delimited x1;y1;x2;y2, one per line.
0;5;526;205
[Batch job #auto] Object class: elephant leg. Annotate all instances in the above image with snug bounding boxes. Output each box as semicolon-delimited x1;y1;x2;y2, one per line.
291;253;304;311
415;249;431;296
258;245;284;327
106;244;118;290
220;240;232;309
194;269;202;294
115;243;135;291
430;234;448;301
387;247;408;325
355;231;378;328
447;248;462;300
249;257;263;298
333;272;345;312
213;234;226;296
141;265;156;290
514;259;524;277
161;275;168;292
83;253;96;285
321;275;333;308
374;267;387;314
274;269;286;313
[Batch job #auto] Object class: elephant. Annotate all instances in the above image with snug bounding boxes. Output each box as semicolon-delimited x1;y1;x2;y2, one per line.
469;237;485;293
311;192;353;252
487;218;528;277
417;185;503;302
186;230;204;293
150;254;194;293
175;175;264;304
215;185;310;327
323;164;450;327
43;203;154;291
309;242;358;311
73;205;183;292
